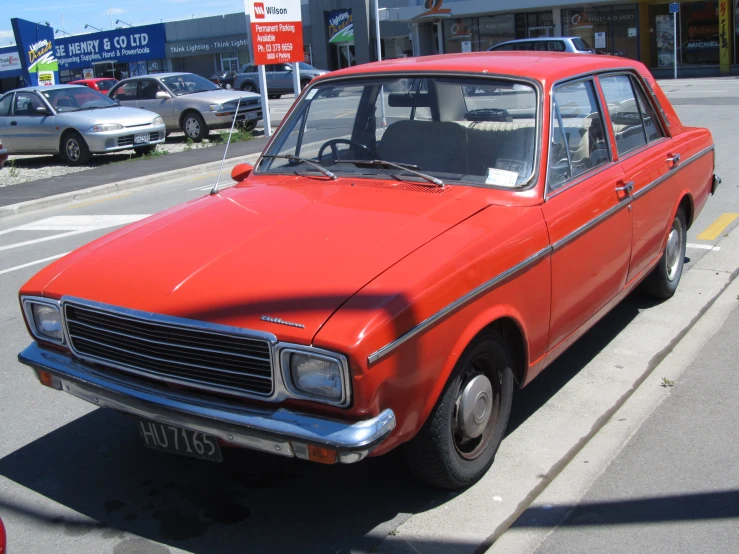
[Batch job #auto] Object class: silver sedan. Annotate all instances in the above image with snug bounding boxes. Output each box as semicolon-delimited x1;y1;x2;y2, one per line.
109;73;263;141
0;85;166;165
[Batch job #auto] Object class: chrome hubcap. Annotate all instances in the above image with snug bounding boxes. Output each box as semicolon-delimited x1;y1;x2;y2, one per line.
457;375;493;440
665;223;682;281
453;357;501;461
185;118;200;138
66;139;80;161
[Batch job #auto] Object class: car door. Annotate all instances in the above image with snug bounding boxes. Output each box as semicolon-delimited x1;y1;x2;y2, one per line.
598;73;677;284
109;80;139;108
542;77;632;354
270;64;293;92
0;93;12;151
7;92;57;152
136;78;175;126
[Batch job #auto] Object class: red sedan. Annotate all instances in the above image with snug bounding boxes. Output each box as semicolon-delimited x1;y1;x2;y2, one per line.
18;52;718;489
67;77;118;94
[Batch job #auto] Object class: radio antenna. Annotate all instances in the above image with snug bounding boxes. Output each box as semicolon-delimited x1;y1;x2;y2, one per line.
210;96;242;195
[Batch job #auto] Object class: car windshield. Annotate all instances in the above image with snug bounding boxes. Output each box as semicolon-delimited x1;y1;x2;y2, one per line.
41;87;117;112
97;80;116;92
260;76;538;187
161;74;218;96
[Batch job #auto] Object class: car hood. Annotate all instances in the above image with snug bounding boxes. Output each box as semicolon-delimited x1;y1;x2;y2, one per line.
37;178;488;343
59;106;159;126
180;89;261;104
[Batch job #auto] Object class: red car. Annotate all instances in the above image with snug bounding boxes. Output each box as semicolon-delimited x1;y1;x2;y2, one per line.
67;77;118;94
18;53;718;489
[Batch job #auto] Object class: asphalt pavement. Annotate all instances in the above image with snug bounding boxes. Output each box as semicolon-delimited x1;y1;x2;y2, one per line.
0;78;738;554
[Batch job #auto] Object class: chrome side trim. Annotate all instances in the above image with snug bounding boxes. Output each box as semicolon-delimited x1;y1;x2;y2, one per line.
631;144;714;202
367;245;552;365
18;343;394;458
551;199;629;252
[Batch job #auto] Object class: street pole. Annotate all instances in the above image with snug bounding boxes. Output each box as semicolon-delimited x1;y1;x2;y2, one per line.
373;0;387;127
673;9;677;79
259;64;271;137
292;62;301;97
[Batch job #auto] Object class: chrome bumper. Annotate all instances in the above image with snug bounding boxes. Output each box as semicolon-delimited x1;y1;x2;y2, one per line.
712;174;721;195
18;343;396;464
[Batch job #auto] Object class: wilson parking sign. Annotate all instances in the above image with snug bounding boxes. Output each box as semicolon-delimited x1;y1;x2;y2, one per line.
246;0;304;65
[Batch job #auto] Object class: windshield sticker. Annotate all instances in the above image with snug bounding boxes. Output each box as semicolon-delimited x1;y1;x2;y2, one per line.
486;168;518;187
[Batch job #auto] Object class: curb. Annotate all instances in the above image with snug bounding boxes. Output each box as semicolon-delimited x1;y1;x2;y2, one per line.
0;152;262;221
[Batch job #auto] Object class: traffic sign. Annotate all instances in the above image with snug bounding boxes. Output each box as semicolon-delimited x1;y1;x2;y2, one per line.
247;0;304;65
669;3;679;13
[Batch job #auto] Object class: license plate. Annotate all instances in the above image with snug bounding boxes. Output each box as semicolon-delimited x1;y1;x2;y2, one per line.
137;419;222;462
134;133;150;144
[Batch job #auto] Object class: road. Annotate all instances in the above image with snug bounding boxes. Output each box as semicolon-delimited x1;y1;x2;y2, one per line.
0;78;738;554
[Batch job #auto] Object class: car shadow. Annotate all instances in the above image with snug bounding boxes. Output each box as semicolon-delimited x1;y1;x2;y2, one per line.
0;290;663;553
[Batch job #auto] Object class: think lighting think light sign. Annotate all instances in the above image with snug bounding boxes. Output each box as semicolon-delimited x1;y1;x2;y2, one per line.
246;0;304;65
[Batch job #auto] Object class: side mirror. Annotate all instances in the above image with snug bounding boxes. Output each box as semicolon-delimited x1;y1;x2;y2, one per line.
35;106;49;115
285;65;293;71
231;163;253;182
155;91;170;100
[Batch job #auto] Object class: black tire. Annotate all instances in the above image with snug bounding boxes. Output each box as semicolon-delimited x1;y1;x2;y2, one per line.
241;81;257;93
404;329;514;489
133;145;157;157
181;111;208;142
60;131;91;165
641;208;687;299
241;120;258;132
268;94;281;100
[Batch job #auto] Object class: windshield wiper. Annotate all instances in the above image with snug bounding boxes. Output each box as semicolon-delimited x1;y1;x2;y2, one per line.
336;159;444;187
262;155;337;180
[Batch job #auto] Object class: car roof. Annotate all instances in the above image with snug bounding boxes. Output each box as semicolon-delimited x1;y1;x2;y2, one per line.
9;84;87;93
322;52;645;85
496;37;580;44
119;72;189;81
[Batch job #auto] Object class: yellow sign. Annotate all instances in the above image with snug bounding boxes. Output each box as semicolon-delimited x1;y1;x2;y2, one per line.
719;0;730;73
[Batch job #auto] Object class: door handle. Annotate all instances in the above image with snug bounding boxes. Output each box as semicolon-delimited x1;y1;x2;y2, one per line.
10;121;17;126
615;180;634;194
666;153;681;167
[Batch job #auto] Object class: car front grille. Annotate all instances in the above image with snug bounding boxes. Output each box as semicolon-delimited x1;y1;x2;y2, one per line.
63;302;274;397
118;132;161;147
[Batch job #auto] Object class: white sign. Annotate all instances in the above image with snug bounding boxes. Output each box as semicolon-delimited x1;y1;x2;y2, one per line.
247;0;302;23
38;71;56;86
0;51;21;72
461;41;472;53
628;27;637;37
83;68;94;79
595;32;606;49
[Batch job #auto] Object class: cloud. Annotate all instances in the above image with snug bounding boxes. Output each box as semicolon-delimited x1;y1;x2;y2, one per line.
0;30;14;39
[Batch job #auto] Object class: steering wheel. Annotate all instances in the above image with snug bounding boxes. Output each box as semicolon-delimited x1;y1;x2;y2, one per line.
317;139;381;164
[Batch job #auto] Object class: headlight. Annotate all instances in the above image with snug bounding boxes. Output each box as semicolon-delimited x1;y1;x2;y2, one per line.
210;104;224;112
152;116;164;126
282;349;348;405
89;123;123;132
23;298;64;344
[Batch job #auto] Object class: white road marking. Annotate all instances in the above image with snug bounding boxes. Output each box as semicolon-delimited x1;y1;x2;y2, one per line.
0;215;150;252
0;252;70;276
687;243;720;251
664;90;728;94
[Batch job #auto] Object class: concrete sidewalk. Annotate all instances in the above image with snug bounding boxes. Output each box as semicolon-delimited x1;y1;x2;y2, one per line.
493;286;739;553
0;135;270;208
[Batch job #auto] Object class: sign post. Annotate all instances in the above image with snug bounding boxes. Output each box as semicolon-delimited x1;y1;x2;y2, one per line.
246;0;304;137
669;3;679;79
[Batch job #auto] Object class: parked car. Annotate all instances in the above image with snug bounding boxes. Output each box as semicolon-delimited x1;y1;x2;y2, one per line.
109;72;262;140
0;85;165;165
234;62;328;98
18;52;718;490
68;77;118;94
0;138;7;169
489;36;595;54
209;70;237;90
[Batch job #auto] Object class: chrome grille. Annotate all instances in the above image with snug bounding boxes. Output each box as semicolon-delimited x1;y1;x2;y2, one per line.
64;302;274;397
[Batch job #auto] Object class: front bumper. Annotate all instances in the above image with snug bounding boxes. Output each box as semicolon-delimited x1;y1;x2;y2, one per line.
83;123;167;154
205;109;263;128
18;343;395;463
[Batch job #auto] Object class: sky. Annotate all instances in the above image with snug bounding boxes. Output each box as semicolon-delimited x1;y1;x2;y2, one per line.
1;0;254;46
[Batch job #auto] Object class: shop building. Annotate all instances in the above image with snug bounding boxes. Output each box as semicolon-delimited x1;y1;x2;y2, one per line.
0;46;22;93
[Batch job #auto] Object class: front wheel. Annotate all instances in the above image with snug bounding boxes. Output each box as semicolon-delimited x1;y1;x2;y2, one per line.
641;208;687;299
60;132;91;165
224;83;233;90
182;112;208;142
241;82;257;93
404;329;514;489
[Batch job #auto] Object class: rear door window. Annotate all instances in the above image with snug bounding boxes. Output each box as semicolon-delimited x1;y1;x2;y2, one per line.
599;75;648;156
0;93;12;116
110;81;139;101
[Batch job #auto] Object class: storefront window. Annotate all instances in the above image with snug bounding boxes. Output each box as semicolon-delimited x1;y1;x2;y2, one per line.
649;1;720;68
562;5;639;59
443;15;515;53
516;12;555;38
220;52;239;71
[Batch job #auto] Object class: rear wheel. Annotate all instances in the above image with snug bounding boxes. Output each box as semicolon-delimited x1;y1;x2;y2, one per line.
642;208;687;299
241;82;257;93
268;93;281;100
404;330;514;489
182;112;208;142
60;131;91;165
